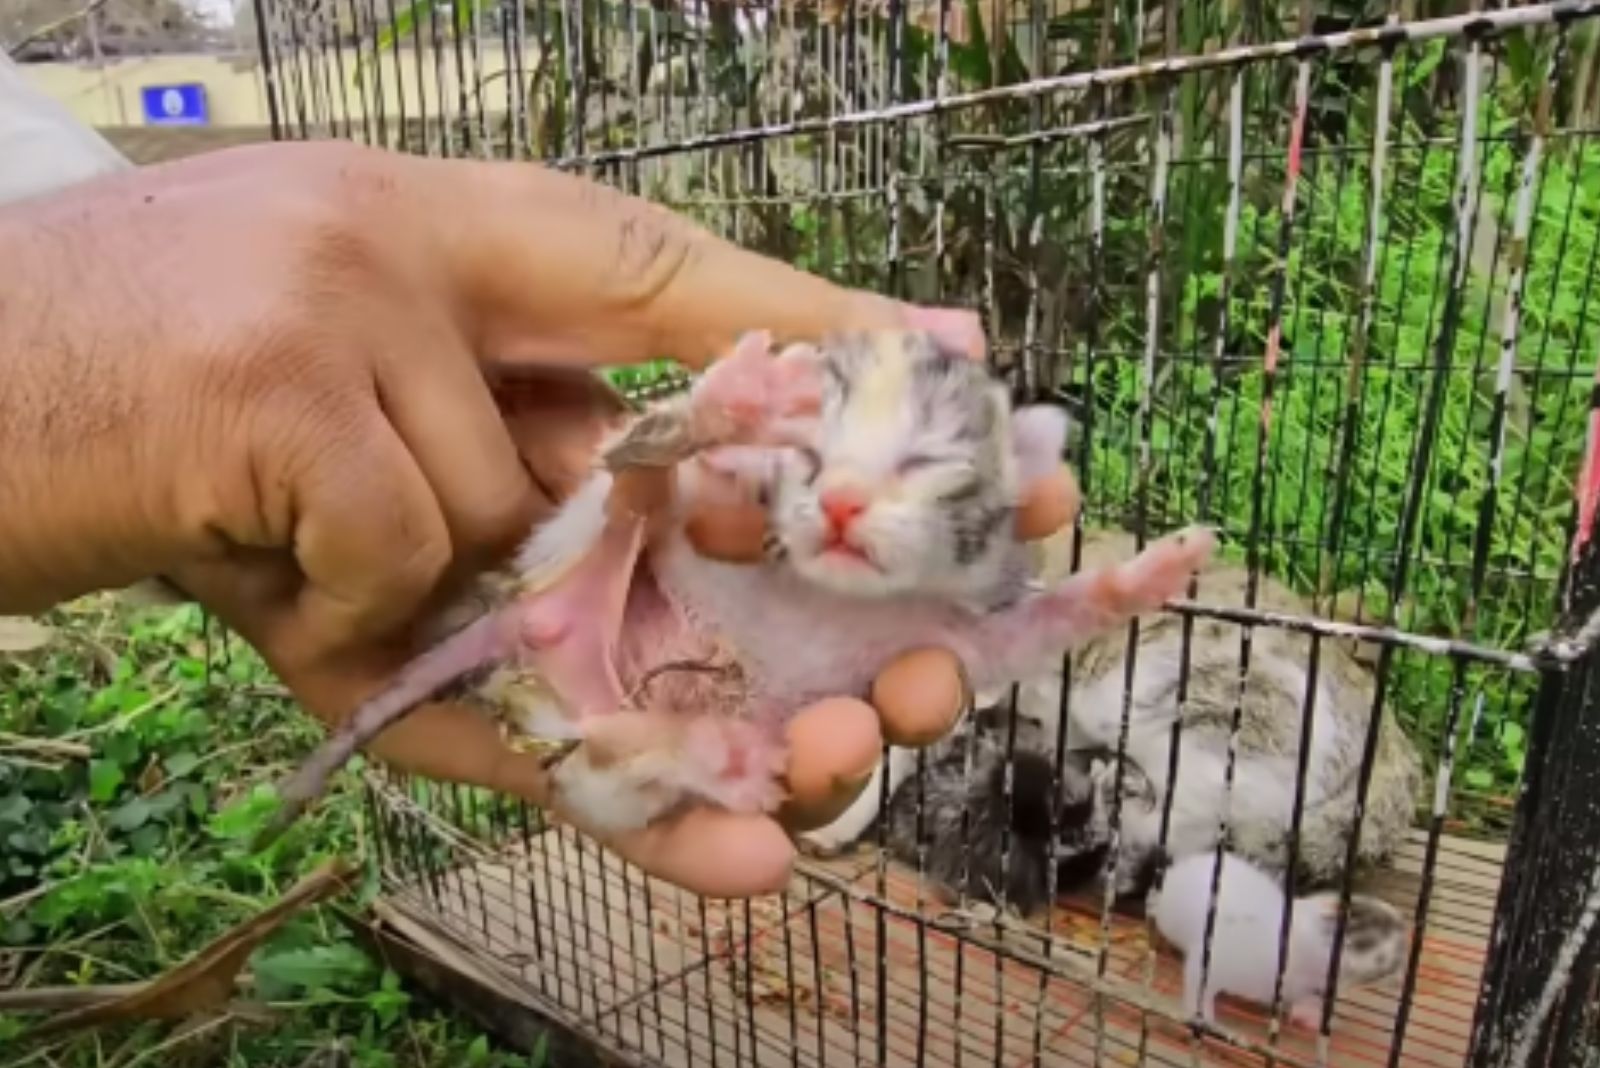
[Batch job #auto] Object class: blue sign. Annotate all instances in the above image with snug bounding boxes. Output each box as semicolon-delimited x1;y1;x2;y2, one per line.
140;83;209;126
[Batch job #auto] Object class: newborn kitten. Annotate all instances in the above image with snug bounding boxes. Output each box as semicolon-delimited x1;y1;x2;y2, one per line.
803;522;1422;907
1150;850;1409;1029
259;329;1217;845
871;703;1109;914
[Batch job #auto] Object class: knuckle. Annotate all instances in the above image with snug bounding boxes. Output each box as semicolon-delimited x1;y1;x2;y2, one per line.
260;157;407;310
378;523;452;604
601;199;701;310
183;325;367;550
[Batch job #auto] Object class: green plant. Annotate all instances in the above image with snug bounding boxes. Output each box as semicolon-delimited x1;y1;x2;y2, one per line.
0;600;549;1066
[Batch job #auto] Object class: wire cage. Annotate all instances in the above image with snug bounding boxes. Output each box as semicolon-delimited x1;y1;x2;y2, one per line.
249;0;1600;1065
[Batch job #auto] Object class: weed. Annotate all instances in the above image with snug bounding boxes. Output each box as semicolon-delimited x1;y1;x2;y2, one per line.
0;599;550;1067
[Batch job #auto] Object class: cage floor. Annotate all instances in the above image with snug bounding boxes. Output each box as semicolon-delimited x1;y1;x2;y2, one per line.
380;819;1499;1068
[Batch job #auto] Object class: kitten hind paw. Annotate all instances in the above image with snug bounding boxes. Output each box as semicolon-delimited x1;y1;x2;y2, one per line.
548;711;789;837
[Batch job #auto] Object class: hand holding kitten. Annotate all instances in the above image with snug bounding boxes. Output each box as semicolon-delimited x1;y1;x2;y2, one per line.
0;139;1077;897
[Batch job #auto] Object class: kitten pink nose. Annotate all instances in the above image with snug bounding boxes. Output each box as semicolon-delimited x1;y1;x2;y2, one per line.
819;487;868;534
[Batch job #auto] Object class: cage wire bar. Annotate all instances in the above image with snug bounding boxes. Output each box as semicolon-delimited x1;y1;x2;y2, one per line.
249;0;1600;1065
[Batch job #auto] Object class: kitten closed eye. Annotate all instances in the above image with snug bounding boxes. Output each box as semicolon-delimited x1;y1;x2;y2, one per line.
896;454;946;475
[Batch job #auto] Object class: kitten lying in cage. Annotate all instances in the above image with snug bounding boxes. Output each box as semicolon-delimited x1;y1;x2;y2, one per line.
802;524;1424;912
257;328;1217;846
1149;849;1409;1030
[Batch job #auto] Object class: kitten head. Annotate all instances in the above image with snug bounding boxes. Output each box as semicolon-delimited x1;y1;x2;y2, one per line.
768;329;1068;600
1302;892;1409;986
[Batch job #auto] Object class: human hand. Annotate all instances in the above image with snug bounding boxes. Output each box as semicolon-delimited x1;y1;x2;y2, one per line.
0;139;1076;896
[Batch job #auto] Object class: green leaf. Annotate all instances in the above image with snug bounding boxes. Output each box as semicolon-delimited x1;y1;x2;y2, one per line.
0;792;32;824
1406;40;1447;89
378;0;434;57
1464;767;1495;790
366;970;410;1028
530;1031;550;1068
102;729;141;768
128;823;165;856
207;784;280;841
163;750;201;778
108;796;152;831
353;0;439;88
468;1034;491;1063
1504;33;1535;84
253;943;377;999
89;759;125;803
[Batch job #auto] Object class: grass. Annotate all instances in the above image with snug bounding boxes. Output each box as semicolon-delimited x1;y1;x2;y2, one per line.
0;599;551;1067
1067;86;1600;811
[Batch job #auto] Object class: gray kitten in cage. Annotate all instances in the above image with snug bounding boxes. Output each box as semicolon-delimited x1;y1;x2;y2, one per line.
865;701;1113;913
803;524;1424;910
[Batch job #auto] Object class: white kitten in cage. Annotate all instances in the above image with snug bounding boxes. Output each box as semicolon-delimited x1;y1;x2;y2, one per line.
1149;849;1410;1029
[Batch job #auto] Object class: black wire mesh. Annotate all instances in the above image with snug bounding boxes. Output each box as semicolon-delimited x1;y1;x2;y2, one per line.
251;1;1600;1066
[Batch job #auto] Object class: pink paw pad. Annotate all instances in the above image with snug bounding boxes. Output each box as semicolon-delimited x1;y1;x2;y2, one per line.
690;332;823;447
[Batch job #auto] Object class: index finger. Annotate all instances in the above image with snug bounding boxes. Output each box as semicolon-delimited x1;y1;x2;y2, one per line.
385;149;986;369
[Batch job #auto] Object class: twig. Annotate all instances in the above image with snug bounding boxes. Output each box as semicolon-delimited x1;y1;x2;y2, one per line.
62;686;180;744
5;0;114;57
115;1009;238;1068
136;739;257;801
0;756;69;772
17;920;141;989
0;733;92;761
3;1045;74;1068
239;685;293;701
0;985;146;1014
0;882;54;916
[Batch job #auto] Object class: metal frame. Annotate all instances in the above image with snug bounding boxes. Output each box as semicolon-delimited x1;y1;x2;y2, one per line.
250;1;1600;1065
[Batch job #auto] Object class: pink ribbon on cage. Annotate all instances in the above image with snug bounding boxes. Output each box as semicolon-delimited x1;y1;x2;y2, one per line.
1257;69;1309;436
1572;358;1600;565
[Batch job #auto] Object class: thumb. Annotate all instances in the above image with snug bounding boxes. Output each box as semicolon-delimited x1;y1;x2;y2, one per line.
407;153;986;370
172;553;561;803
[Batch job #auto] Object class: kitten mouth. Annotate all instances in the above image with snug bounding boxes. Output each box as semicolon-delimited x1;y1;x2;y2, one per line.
818;536;878;570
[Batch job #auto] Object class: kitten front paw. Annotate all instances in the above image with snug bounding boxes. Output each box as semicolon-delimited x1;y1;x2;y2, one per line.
1098;526;1217;616
688;331;822;450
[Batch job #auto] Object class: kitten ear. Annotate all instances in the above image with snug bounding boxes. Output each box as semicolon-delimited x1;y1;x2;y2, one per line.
1011;404;1071;484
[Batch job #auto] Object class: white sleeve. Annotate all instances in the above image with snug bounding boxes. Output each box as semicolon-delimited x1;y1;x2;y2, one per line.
0;52;131;207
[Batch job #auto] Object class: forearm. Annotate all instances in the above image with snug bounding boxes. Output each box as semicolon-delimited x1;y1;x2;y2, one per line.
0;208;180;612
